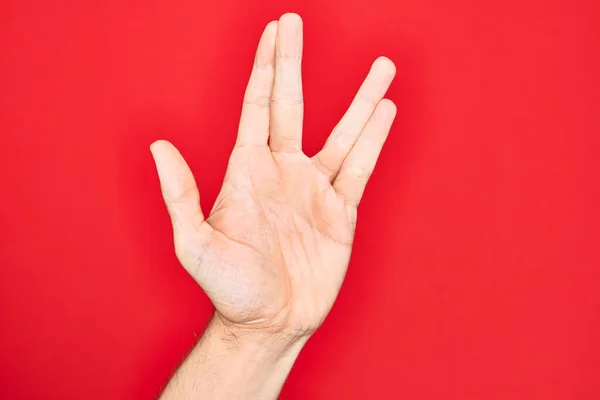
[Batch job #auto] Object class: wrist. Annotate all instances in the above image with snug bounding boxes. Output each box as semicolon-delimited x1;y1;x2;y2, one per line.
211;312;310;356
187;312;308;398
160;312;309;399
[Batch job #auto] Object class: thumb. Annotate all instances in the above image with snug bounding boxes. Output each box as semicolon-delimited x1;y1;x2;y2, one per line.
150;140;205;236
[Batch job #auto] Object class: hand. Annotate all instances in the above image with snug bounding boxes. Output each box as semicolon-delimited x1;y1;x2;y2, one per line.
150;13;396;340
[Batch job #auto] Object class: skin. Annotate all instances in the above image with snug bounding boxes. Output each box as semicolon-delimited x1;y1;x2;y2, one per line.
151;12;396;399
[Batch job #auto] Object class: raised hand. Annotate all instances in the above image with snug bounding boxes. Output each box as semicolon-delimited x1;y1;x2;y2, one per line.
150;13;396;340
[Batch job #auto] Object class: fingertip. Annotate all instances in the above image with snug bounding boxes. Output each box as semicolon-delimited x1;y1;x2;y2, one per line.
379;98;397;117
256;20;278;68
278;13;303;41
264;20;278;35
373;56;396;78
279;12;303;26
150;139;171;153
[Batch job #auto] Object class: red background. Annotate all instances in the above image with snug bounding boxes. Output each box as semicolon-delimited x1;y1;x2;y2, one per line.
1;0;599;399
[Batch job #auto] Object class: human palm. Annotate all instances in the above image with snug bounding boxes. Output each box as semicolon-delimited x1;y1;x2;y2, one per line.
151;13;396;337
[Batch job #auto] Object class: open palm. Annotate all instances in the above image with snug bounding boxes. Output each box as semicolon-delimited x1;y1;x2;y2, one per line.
150;13;396;337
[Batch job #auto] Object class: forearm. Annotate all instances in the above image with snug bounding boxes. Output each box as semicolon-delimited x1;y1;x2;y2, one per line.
159;314;309;400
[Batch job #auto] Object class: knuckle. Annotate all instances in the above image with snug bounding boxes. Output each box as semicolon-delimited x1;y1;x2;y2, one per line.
243;94;271;108
357;91;378;107
349;163;372;180
332;128;356;149
167;185;197;204
254;62;274;71
276;52;302;62
271;92;304;107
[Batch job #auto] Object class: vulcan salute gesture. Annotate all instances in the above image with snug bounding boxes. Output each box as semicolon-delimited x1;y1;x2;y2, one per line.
151;12;397;400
